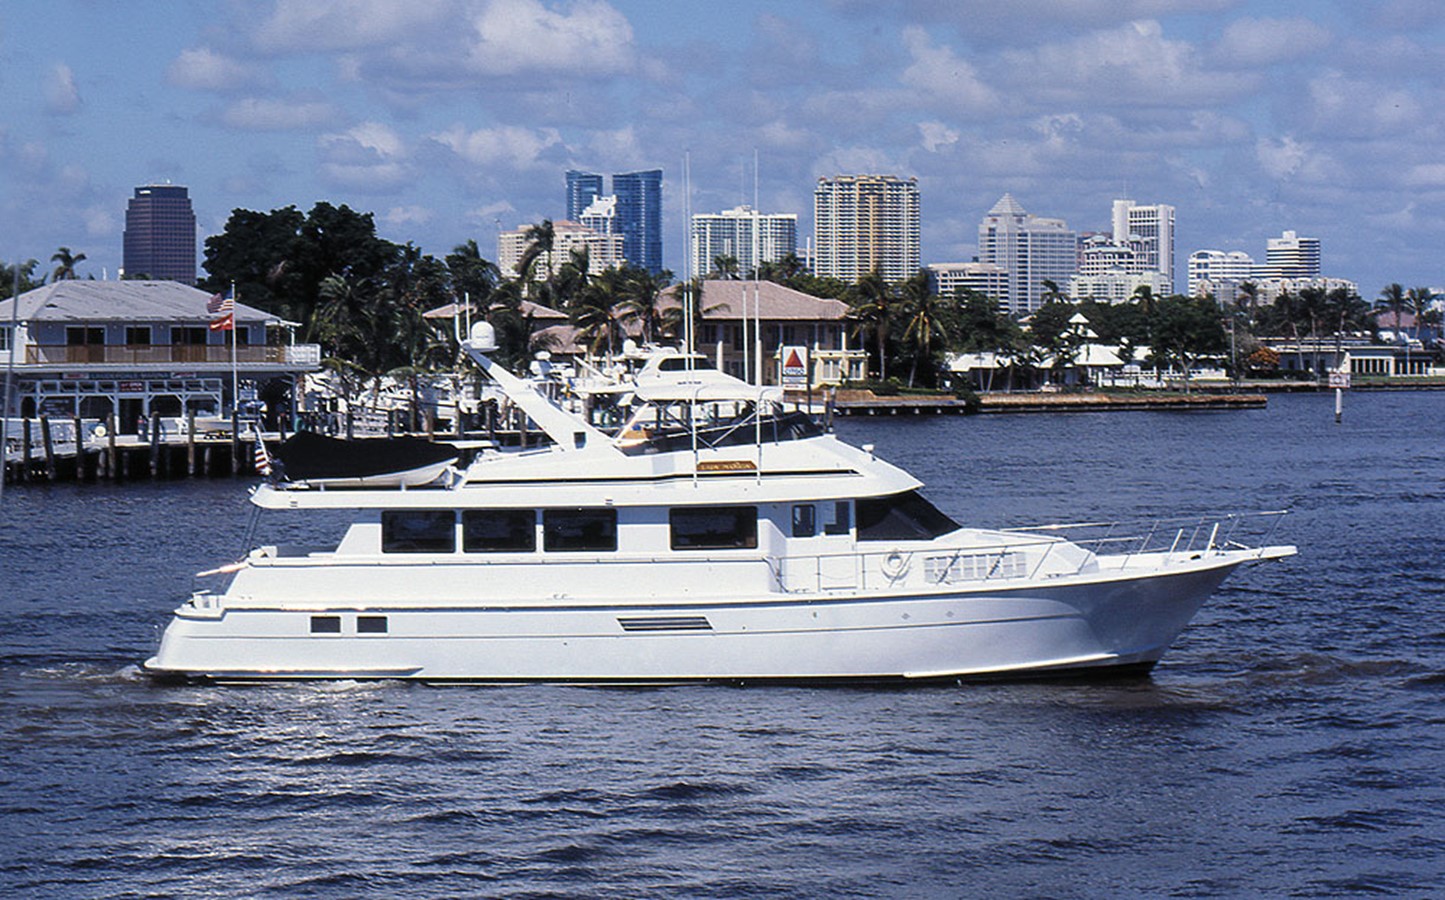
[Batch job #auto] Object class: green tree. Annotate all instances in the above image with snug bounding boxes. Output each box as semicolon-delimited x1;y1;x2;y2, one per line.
615;266;673;345
0;259;41;299
710;254;741;280
1150;296;1226;391
515;219;555;290
845;268;896;380
897;270;953;387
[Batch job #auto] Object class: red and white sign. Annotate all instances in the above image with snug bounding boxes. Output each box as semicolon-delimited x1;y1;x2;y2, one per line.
780;346;807;388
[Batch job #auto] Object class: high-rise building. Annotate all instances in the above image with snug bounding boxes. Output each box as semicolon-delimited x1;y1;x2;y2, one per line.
565;170;604;221
1111;200;1175;289
813;174;920;284
122;184;196;283
1262;230;1320;280
977;194;1076;314
690;206;797;278
498;220;623;281
925;262;1010;305
612;169;663;275
1188;249;1256;298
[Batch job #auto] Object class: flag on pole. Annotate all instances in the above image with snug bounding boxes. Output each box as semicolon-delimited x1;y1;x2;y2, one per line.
207;289;234;314
209;287;235;330
254;435;273;476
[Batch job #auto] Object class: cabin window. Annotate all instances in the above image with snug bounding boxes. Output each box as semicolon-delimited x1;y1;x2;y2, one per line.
310;615;341;634
462;509;536;553
381;510;456;553
856;491;959;542
670;506;758;550
823;501;851;535
543;508;617;552
357;615;389;634
792;504;817;538
125;326;152;345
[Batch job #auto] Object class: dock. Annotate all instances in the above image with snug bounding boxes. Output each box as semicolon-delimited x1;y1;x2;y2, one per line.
829;389;1268;416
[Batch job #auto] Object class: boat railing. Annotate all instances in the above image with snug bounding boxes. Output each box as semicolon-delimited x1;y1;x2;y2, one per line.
770;511;1289;594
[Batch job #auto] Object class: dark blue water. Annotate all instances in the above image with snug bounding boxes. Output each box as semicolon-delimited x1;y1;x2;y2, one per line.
3;391;1443;897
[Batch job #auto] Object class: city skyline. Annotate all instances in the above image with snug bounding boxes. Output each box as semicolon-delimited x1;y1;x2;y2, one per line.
2;2;1444;295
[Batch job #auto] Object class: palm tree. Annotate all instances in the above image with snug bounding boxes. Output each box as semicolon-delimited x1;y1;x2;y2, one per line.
1378;283;1407;340
515;220;555;291
846;268;895;380
614;267;673;345
897;270;950;387
50;246;87;280
571;268;625;359
711;254;741;280
1406;287;1434;343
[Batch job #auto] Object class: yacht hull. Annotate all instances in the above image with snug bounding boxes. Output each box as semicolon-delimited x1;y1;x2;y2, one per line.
142;552;1256;684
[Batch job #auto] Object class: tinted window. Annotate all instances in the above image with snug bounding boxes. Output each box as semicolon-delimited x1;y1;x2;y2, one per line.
357;616;388;634
823;501;851;535
381;510;456;553
310;615;341;634
670;506;758;550
792;504;816;538
856;492;959;542
544;508;618;552
462;509;536;552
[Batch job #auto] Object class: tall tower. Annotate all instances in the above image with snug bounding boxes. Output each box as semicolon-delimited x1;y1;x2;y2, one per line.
122;184;197;283
565;170;604;221
812;174;920;283
613;169;663;275
977;193;1077;314
1111;199;1176;290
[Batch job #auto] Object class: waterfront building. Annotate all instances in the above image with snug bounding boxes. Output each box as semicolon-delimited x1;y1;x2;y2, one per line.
0;280;319;431
977;194;1076;314
565;170;605;221
925;262;1011;305
1188;249;1256;298
813;174;920;284
121;184;197;284
689;206;798;279
658;280;867;385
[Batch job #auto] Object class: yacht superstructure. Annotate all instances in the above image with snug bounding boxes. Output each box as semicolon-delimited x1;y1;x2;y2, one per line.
143;324;1294;683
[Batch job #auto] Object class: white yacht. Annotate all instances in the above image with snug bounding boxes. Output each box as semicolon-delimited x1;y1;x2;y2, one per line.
143;323;1295;684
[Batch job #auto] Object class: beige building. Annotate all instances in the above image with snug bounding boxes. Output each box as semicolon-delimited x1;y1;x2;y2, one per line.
497;220;624;281
813;175;920;284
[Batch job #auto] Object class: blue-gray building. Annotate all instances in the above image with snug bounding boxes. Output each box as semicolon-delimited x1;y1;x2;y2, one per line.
565;170;604;221
122;184;197;284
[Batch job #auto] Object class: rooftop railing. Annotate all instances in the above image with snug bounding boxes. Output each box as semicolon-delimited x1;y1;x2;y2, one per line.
25;343;321;367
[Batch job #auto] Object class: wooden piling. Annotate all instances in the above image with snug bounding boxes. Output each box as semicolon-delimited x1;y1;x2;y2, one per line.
21;418;31;482
106;414;118;481
149;413;161;479
40;416;57;481
187;410;197;477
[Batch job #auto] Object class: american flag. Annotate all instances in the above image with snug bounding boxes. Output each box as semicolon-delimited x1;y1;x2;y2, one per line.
254;435;272;476
207;289;234;315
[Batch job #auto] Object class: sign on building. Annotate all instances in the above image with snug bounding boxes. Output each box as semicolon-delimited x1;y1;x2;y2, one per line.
780;346;808;388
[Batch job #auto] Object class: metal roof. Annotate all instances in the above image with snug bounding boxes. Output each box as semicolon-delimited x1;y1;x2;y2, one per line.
0;280;280;324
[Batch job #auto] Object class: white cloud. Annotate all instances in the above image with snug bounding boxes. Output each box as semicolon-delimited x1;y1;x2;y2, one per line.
222;97;341;131
465;0;634;76
431;124;562;168
1002;19;1255;107
467;200;516;226
45;63;81;115
318;121;413;189
383;205;434;227
83;206;116;237
168;47;266;91
918;121;959;152
899;27;997;114
252;0;452;52
1214;18;1332;67
1403;164;1445;188
1304;71;1421;136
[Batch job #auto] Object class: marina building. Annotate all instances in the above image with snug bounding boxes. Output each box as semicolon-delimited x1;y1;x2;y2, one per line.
812;174;920;284
689;206;798;279
121;184;197;284
977;194;1076;314
659;280;868;385
0;280;319;432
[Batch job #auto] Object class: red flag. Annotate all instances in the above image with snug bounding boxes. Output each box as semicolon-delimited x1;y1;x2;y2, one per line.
209;312;234;331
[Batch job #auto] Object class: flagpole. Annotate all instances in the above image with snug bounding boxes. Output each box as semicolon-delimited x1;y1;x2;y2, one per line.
230;281;239;425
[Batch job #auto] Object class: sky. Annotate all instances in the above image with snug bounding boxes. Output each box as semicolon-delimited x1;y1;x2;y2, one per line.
2;0;1444;296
